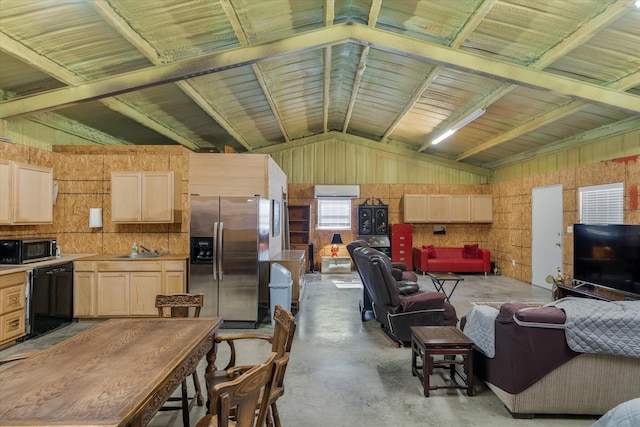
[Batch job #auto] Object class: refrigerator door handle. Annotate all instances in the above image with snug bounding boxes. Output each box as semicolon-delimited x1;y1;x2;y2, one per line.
213;222;219;279
218;222;224;280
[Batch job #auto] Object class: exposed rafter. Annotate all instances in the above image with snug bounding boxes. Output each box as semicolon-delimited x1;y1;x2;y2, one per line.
220;0;289;144
2;23;638;125
381;0;497;143
0;28;197;150
322;0;335;134
419;0;633;155
92;0;246;151
29;112;131;145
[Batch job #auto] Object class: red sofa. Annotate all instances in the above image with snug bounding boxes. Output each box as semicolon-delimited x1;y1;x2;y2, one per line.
413;245;490;274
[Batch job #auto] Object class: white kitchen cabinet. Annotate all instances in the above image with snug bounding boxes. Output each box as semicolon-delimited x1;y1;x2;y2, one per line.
0;160;53;225
111;171;181;223
449;195;471;222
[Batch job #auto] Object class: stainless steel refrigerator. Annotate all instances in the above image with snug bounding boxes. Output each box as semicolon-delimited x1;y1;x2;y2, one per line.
189;196;270;328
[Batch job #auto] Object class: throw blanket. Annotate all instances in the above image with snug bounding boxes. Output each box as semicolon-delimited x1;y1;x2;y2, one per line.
549;297;640;358
463;305;499;358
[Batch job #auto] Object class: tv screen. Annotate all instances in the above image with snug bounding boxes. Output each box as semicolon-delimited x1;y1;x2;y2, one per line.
573;223;640;296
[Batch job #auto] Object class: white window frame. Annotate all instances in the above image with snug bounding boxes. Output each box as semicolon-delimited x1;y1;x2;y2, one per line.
317;199;352;230
578;182;624;224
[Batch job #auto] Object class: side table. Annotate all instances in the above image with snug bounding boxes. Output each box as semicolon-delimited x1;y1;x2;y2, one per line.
411;326;474;397
321;256;351;273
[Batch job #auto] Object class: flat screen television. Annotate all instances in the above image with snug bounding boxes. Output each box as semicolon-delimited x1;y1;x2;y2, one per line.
573;223;640;296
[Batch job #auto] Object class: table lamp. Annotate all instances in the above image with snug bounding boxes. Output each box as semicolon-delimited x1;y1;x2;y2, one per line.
330;233;343;257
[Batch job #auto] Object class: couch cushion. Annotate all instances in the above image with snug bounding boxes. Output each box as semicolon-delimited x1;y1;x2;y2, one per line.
515;306;566;324
462;244;479;259
422;244;437;258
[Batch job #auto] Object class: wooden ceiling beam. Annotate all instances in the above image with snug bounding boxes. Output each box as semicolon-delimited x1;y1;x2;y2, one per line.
432;0;633;157
2;23;638;121
323;0;335;134
0;30;201;149
221;0;289;145
93;0;247;151
382;0;497;143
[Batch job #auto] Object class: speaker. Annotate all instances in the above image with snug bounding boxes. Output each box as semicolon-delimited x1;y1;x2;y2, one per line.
308;242;315;272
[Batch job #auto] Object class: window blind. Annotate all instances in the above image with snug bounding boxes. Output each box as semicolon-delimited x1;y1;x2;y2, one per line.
317;199;351;230
579;183;623;224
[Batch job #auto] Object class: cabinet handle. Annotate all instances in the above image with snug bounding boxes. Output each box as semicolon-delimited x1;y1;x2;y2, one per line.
9;319;20;328
11;296;18;303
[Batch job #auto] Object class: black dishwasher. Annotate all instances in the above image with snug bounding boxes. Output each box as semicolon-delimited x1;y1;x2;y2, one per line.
25;261;74;339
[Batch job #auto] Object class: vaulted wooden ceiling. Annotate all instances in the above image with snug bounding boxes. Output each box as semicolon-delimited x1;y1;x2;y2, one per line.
1;0;639;169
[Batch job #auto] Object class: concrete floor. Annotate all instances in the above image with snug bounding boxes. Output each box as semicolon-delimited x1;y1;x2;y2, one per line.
0;272;600;426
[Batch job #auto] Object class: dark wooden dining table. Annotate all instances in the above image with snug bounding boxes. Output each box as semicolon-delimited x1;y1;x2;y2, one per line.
0;317;223;426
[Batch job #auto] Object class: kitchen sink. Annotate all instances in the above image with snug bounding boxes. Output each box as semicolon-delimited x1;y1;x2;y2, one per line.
116;253;162;259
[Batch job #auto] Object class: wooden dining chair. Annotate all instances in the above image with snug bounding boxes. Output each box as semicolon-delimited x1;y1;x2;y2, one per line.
155;293;205;427
196;352;282;427
206;304;296;427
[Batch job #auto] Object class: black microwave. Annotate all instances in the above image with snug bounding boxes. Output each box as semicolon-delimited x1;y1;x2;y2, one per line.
0;238;57;264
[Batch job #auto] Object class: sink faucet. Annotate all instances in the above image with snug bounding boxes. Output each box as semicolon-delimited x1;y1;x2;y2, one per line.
139;245;151;254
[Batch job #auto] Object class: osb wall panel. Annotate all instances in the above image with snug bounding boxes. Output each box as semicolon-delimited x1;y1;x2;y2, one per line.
287;183;492;271
490;155;639;283
1;141;190;256
289;154;638;282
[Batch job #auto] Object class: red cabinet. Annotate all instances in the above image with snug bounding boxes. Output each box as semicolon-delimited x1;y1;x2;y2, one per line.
390;223;413;270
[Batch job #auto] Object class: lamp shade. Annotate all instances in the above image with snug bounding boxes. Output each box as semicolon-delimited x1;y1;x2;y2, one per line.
330;233;343;244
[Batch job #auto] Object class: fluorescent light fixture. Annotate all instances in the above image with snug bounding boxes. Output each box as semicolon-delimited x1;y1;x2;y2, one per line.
636;0;640;8
431;108;486;145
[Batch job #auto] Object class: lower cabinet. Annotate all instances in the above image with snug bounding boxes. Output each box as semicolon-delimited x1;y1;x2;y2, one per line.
74;259;186;318
0;272;26;345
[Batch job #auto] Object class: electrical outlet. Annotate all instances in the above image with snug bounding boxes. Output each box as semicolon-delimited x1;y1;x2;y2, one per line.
512;260;516;266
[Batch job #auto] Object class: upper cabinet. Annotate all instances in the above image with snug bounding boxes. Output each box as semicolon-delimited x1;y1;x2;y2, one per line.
403;194;492;223
0;160;53;225
111;171;181;223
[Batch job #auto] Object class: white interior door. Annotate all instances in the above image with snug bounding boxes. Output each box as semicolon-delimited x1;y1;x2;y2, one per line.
532;185;563;289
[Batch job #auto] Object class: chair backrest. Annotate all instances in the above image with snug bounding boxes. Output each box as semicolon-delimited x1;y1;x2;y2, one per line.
211;352;278;427
346;240;369;279
352;246;400;307
155;293;204;318
271;304;296;356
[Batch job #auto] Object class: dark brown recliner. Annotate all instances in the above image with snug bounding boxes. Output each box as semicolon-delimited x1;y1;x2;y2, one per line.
352;246;458;344
347;240;420;321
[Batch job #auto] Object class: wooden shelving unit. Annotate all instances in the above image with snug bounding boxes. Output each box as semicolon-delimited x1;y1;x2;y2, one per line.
287;205;311;271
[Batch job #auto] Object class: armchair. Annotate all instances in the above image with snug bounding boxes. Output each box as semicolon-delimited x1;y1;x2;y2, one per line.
352;246;457;344
347;240;419;321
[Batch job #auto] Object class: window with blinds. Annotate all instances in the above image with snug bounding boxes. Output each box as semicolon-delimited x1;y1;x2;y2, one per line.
317;199;351;230
579;183;623;224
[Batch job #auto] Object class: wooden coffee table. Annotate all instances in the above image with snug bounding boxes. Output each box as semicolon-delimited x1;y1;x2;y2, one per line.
411;326;473;397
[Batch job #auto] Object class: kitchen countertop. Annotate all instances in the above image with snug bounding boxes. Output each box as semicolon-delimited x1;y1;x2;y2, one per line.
80;253;189;261
0;253;189;276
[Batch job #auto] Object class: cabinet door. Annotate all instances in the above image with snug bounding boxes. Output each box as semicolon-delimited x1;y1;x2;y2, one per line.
164;271;185;295
427;195;449;222
449;195;471;222
142;172;173;222
74;272;95;317
97;273;129;316
403;195;428;223
111;172;142;222
471;195;493;223
129;272;162;315
0;160;12;224
13;163;53;224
